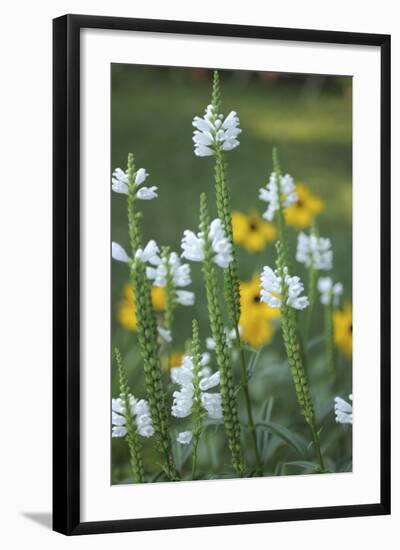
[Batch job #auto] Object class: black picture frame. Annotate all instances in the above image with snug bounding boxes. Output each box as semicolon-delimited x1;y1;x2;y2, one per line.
53;14;391;535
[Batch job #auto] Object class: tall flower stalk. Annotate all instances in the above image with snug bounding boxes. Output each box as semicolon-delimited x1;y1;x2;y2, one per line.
261;241;326;472
123;153;178;480
113;347;144;483
199;193;245;476
190;319;205;479
193;70;262;474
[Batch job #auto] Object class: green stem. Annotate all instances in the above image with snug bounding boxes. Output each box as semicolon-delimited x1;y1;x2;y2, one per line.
235;326;263;475
325;300;336;383
200;193;245;476
305;265;317;341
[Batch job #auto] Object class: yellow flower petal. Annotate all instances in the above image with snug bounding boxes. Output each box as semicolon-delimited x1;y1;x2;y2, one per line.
333;303;352;358
232;209;276;253
285;183;324;229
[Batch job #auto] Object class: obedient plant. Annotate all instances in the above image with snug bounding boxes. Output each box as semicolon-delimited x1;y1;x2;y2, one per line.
171;319;223;478
192;71;262;474
112;154;178;481
181;193;244;476
112;347;152;483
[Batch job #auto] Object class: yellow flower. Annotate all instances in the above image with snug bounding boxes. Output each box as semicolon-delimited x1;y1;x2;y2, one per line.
168;351;184;369
285;183;324;229
151;286;167;312
232;209;277;253
239;275;280;348
117;283;166;331
333;303;352;358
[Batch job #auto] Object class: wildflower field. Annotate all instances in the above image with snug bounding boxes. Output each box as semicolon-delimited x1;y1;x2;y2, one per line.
111;66;352;484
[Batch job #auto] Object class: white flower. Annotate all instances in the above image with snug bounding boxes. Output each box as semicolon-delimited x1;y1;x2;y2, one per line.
206;327;237;351
137;186;158;200
334;394;353;424
209;218;233;268
317;277;343;306
176;290;195;306
147;252;192;288
181;230;205;262
112;395;154;438
135;240;161;265
181;219;232;269
112;168;129;194
260;266;309;310
135;168;149;185
281;174;298;207
199;371;220;391
177;431;193;445
192;104;241;156
201;392;223;420
111;167;149;194
259;171;298;221
157;326;172;343
296;232;333;270
112;241;130;263
170;355;222;421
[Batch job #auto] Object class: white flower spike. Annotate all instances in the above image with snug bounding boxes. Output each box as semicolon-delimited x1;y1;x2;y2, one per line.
112;241;130;263
296;232;333;271
317;277;343;306
112;395;154;438
259;171;298;221
193;104;241;156
260;266;309;311
176;290;195;306
170;355;223;421
334;394;353;424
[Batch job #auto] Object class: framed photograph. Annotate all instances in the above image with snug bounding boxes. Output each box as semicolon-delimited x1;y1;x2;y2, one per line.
53;14;391;535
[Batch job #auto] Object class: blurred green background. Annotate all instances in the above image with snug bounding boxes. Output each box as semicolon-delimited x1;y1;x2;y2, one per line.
111;66;352;483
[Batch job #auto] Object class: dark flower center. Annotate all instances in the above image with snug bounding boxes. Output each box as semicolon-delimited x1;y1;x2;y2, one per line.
253;294;261;303
249;220;258;231
349;323;353;334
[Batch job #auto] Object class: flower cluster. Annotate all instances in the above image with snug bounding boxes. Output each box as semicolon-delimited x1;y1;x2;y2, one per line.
317;277;343;306
112;166;157;200
171;355;223;428
260;266;309;310
181;218;233;269
334;395;353;424
259;172;298;222
192;104;241;157
112;395;154;438
296;232;333;270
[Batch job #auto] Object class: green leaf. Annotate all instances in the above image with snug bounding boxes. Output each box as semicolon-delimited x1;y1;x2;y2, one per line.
256;421;307;457
284;460;321;472
247;348;262;379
